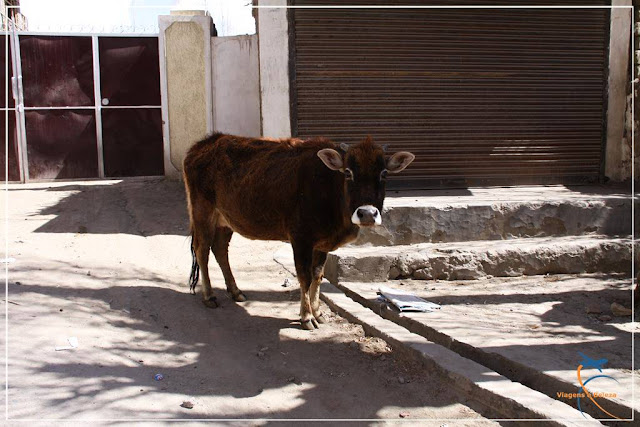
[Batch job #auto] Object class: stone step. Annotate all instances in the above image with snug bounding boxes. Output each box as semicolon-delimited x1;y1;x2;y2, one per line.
324;235;633;284
356;185;631;246
328;277;637;421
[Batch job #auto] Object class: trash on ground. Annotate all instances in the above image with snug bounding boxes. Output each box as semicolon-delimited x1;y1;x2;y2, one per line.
154;373;164;381
282;278;291;287
180;401;194;409
611;302;632;317
377;286;441;312
55;336;79;351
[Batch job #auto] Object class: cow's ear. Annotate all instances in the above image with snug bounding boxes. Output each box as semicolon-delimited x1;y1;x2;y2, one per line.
317;148;344;171
387;151;415;173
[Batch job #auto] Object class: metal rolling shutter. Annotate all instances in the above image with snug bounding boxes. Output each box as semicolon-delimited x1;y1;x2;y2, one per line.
290;1;611;188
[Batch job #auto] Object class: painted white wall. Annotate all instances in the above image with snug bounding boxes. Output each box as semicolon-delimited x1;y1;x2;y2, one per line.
257;0;291;138
211;35;261;137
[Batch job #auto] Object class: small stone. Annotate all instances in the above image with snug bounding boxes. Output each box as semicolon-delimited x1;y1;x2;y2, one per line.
256;351;265;358
86;271;91;276
598;315;612;322
180;401;194;409
59;308;63;312
611;302;632;317
399;411;410;418
398;376;405;384
585;304;602;314
287;376;302;385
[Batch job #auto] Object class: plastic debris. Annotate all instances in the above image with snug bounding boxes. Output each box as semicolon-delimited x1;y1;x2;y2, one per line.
377;286;441;312
55;336;79;351
154;373;164;381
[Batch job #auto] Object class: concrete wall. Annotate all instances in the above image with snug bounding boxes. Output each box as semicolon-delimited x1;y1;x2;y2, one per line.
211;35;261;137
257;0;291;138
604;0;632;181
159;11;213;177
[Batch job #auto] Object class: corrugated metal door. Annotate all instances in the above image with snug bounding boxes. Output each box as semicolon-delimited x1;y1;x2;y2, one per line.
290;1;610;188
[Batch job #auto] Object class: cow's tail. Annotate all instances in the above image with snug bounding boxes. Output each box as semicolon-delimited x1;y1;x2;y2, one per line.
188;233;199;294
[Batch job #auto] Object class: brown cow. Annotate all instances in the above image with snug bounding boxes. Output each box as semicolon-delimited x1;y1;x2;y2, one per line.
183;133;414;330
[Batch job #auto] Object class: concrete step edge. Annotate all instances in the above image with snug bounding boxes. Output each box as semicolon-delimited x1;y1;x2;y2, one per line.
333;280;638;423
325;236;633;283
320;282;600;426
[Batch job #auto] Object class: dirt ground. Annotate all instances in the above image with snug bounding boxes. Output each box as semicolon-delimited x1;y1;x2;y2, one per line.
1;178;496;424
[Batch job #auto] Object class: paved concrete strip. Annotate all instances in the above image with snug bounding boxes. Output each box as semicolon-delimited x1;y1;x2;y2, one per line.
335;278;637;422
325;235;633;283
320;283;599;426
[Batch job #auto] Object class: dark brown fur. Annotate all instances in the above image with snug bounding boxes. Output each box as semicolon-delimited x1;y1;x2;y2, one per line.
183;132;407;329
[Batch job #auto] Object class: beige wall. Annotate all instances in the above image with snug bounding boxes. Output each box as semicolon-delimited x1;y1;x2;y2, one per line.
211;35;261;137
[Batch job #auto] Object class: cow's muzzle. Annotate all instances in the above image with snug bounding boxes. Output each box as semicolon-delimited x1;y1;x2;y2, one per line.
351;205;382;226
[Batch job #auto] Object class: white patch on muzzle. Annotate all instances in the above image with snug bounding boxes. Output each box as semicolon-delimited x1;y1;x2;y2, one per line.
351;205;382;226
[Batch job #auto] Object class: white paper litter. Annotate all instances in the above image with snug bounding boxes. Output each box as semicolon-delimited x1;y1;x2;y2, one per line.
55;336;79;351
378;286;441;312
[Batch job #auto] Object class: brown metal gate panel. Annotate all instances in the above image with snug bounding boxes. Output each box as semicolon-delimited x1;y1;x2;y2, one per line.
99;37;163;177
291;1;610;188
20;36;98;179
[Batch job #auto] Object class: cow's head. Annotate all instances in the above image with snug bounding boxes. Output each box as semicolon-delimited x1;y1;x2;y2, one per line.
317;136;415;226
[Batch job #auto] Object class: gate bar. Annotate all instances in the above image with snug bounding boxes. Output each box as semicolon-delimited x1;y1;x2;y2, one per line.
11;31;28;182
91;35;105;179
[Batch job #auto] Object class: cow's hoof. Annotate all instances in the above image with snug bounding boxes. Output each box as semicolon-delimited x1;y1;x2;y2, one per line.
202;296;218;308
232;292;247;302
315;314;327;324
301;318;318;330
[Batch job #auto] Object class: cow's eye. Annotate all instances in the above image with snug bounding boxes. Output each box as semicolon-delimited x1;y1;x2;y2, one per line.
344;168;354;181
380;169;388;181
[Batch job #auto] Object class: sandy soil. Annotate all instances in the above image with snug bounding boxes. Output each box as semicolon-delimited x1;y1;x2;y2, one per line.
1;178;495;424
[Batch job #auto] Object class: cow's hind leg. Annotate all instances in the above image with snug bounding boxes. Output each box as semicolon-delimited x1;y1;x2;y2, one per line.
192;232;218;308
309;250;328;324
292;240;316;330
212;226;246;302
190;202;218;308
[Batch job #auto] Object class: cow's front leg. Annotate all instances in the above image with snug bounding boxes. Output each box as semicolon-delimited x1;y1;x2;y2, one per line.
309;250;328;324
292;240;316;330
